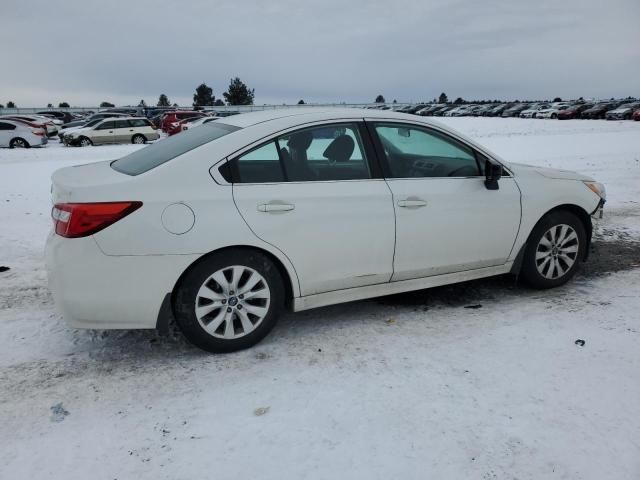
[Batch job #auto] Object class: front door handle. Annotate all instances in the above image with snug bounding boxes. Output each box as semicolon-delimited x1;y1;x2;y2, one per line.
397;199;427;208
257;202;295;212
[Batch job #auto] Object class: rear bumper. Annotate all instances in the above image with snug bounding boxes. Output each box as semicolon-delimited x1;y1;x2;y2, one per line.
45;232;200;329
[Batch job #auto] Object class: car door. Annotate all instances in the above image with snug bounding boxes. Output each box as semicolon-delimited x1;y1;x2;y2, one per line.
229;122;396;296
91;120;116;145
0;121;16;147
368;121;521;281
112;119;133;143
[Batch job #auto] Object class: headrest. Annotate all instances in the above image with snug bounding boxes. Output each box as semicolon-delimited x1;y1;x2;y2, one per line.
287;131;313;151
323;135;355;163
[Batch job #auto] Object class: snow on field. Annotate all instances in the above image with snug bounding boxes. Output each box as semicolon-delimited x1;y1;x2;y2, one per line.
1;118;639;479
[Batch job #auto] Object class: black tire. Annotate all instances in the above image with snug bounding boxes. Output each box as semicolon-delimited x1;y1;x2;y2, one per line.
9;137;29;148
520;211;586;289
132;134;146;144
173;249;284;353
79;136;92;147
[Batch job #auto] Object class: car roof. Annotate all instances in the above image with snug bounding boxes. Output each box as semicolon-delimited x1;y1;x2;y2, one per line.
218;107;460;128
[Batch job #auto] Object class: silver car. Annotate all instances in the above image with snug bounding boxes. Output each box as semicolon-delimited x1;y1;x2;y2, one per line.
64;117;160;146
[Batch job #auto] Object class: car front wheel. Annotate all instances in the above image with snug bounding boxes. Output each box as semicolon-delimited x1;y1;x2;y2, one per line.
173;249;284;353
521;211;586;289
79;136;92;147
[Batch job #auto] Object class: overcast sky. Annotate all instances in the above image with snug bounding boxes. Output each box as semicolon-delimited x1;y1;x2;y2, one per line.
2;0;639;107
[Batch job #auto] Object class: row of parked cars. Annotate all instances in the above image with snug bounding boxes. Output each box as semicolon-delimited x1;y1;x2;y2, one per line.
389;99;640;120
0;106;227;148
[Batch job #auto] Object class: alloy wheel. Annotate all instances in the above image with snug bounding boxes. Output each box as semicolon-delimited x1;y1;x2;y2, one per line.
195;265;271;339
535;224;579;279
12;139;26;148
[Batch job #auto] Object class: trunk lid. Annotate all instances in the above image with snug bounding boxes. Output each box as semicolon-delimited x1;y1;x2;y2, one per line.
51;160;135;203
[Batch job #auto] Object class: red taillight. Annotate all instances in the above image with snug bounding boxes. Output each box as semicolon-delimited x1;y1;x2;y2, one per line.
52;202;142;238
32;128;45;136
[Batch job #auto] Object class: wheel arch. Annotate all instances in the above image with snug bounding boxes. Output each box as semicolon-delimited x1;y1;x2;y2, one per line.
170;245;298;313
511;203;592;275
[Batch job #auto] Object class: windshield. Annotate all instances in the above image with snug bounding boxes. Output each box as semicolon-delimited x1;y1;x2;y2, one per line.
111;122;241;175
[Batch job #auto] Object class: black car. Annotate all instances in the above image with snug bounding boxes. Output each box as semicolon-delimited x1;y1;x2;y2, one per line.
581;102;620;120
37;110;74;124
501;104;529;117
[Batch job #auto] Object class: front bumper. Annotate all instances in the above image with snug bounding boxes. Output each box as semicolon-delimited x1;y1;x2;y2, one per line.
45;232;200;329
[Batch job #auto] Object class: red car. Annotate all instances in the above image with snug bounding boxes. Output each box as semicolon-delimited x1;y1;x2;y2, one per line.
557;104;593;120
633;108;640;121
161;111;206;135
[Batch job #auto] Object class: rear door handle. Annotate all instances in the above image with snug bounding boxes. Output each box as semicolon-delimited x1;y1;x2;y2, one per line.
257;203;295;212
397;199;427;208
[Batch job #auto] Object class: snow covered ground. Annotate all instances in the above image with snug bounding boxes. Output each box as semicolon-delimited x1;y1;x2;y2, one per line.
1;118;639;479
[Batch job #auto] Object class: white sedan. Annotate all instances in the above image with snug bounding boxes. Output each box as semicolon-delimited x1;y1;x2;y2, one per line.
0;119;48;148
46;109;606;352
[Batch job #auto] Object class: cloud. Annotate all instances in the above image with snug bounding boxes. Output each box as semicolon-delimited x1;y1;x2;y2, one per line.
1;0;638;106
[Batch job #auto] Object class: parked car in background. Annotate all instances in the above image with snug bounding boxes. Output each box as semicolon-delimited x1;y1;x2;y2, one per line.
486;104;510;116
519;103;548;118
557;104;594;120
37;110;73;123
46;108;606;352
0;119;48;148
633;108;640;121
59;117;108;142
181;116;220;131
605;102;640;120
501;104;529;117
581;102;619;119
59;112;132;131
162;111;207;135
0;115;60;136
416;104;444;116
536;104;571;119
64;117;159;146
472;104;497;116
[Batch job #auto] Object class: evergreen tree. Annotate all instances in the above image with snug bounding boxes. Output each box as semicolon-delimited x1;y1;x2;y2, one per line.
454;97;464;104
100;101;115;108
193;83;215;106
138;99;147;107
298;99;305;104
438;92;448;103
157;94;170;107
58;102;70;108
214;99;225;106
0;103;4;109
6;101;16;108
223;77;255;105
374;95;385;103
47;103;53;108
553;97;562;102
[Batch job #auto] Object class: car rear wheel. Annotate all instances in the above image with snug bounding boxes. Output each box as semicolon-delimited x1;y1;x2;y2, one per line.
521;211;586;289
79;136;92;147
173;249;284;353
132;134;146;144
9;137;29;148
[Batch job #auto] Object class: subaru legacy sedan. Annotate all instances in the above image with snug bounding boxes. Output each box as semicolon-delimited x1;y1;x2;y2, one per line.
46;109;606;352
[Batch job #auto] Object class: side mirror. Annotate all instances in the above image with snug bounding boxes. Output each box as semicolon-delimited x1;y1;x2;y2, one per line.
484;160;502;190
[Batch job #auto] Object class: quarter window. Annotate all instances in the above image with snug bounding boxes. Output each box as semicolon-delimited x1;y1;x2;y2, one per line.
374;124;481;178
0;122;16;131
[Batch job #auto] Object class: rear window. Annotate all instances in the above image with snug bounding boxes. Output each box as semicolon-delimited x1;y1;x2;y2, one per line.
111;122;241;175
